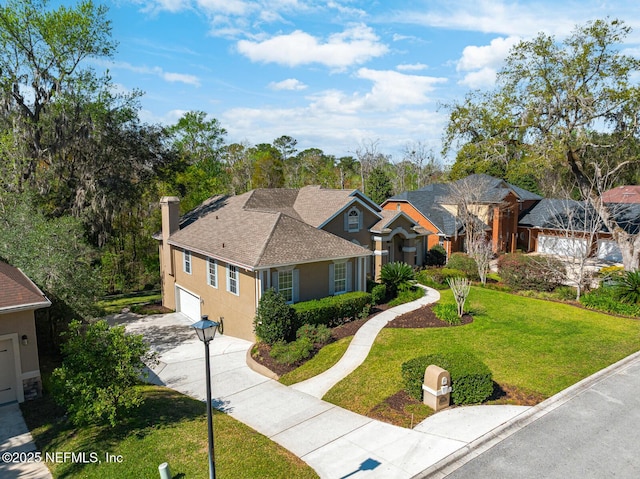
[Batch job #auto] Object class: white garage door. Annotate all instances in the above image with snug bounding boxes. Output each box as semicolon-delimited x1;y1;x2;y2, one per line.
176;286;201;322
0;339;18;404
597;240;623;263
538;235;588;257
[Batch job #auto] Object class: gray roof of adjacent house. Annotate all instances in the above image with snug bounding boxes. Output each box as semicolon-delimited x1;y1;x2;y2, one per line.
386;174;542;236
166;187;373;270
606;203;640;235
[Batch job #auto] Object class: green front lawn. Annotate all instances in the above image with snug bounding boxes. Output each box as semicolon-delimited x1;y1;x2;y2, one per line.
323;287;640;416
96;291;162;314
22;385;318;479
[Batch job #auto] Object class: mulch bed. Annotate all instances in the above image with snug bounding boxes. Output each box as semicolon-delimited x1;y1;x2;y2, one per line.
386;305;473;328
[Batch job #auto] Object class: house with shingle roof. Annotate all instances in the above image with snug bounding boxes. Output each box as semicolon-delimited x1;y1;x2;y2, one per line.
0;261;50;403
382;174;542;256
157;186;426;341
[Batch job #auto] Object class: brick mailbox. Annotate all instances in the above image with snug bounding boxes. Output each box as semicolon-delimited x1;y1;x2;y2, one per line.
422;365;452;411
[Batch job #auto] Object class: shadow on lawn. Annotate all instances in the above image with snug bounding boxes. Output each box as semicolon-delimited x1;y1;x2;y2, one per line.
22;386;224;479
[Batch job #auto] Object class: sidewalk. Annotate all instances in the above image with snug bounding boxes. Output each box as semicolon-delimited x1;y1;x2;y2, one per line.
291;286;440;398
0;403;52;479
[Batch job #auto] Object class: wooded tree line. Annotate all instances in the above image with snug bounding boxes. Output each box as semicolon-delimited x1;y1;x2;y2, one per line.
0;0;639;330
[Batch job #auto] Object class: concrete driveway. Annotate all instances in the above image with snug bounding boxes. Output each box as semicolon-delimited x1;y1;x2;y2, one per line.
113;311;530;479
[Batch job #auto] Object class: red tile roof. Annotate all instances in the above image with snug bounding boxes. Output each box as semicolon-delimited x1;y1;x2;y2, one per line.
602;186;640;203
0;262;51;313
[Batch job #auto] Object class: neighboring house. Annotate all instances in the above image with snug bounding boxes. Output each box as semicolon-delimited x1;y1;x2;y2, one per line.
156;186;426;341
0;261;50;404
382;174;542;256
602;185;640;204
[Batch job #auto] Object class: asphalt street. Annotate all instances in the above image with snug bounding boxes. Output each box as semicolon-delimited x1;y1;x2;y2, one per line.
442;355;640;479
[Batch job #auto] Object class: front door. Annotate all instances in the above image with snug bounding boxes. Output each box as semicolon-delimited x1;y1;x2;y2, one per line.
0;339;17;404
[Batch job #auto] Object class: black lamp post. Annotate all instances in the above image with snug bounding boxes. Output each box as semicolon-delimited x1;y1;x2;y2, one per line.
192;315;220;479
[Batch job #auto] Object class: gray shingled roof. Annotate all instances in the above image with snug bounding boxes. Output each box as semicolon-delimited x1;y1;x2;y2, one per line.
519;199;604;231
168;188;372;270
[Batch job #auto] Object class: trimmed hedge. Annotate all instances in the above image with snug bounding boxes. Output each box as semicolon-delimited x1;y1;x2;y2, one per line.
371;283;387;305
498;253;563;292
416;268;466;288
293;291;372;327
446;253;479;280
580;287;640;317
401;352;493;405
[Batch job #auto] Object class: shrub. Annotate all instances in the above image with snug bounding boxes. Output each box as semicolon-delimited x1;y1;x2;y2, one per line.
50;320;156;427
554;286;577;301
498;253;562;292
433;303;461;325
615;270;640;304
380;261;415;296
296;324;332;345
580;287;640;317
254;289;297;345
416;268;466;288
401;352;493;405
269;337;314;365
446;253;479;280
424;245;447;266
388;287;424;307
293;291;371;327
486;272;502;283
371;283;388;304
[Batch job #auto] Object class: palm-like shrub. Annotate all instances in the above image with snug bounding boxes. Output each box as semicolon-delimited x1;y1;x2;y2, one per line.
380;261;415;297
616;270;640;304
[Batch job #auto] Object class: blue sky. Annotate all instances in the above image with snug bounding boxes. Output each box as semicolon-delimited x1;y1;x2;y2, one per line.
102;0;640;160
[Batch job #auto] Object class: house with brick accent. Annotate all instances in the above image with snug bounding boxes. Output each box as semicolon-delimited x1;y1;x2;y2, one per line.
382;174;542;256
156;186;426;341
0;261;50;404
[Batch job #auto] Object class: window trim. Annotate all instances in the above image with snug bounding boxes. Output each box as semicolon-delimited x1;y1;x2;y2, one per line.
334;261;348;294
278;269;294;303
227;264;239;296
207;257;217;288
347;207;361;233
183;250;192;275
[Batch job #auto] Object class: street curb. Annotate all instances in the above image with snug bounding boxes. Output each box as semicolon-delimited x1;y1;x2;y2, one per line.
412;349;640;478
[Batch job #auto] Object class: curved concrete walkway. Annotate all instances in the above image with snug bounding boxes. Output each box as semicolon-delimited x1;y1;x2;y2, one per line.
291;285;440;398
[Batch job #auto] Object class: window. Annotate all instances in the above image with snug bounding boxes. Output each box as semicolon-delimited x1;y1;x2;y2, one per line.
183;250;192;274
207;258;217;288
278;270;293;302
347;208;360;232
334;262;347;294
227;264;239;295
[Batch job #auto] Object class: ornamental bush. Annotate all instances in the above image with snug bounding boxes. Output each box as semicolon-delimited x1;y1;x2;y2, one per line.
424;245;447;266
401;352;493;405
371;283;388;304
580;287;640;317
254;289;297;345
380;261;415;297
51;320;156;427
296;323;332;345
446;253;479;280
293;291;371;327
269;337;314;365
433;303;460;325
498;253;563;292
615;270;640;304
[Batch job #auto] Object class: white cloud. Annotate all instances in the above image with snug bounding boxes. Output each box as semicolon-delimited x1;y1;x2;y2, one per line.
268;78;308;90
397;63;428;71
307;69;447;113
100;60;201;87
196;0;252;16
455;36;520;88
457;36;520;71
236;24;388;68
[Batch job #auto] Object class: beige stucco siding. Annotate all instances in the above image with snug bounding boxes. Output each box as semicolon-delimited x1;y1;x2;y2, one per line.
166;247;258;341
0;310;40;374
322;204;379;248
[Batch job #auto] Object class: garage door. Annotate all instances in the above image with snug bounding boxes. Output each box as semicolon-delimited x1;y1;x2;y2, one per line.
538;235;588;257
176;286;201;322
597;240;623;263
0;339;17;404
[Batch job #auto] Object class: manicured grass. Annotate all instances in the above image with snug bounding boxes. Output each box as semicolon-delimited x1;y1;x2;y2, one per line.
96;291;162;314
280;336;353;386
324;287;640;416
21;385;318;479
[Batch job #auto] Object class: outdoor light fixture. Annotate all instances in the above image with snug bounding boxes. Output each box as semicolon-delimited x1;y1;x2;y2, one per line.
192;315;220;479
21;334;28;346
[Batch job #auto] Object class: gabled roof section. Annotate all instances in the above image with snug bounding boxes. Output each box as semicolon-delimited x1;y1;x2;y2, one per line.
370;210;418;234
294;185;381;228
519;199;607;232
167;188;372;270
0;262;51;313
448;174;542;203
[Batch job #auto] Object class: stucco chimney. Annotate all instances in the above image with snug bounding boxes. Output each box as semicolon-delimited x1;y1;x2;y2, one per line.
160;196;180;276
